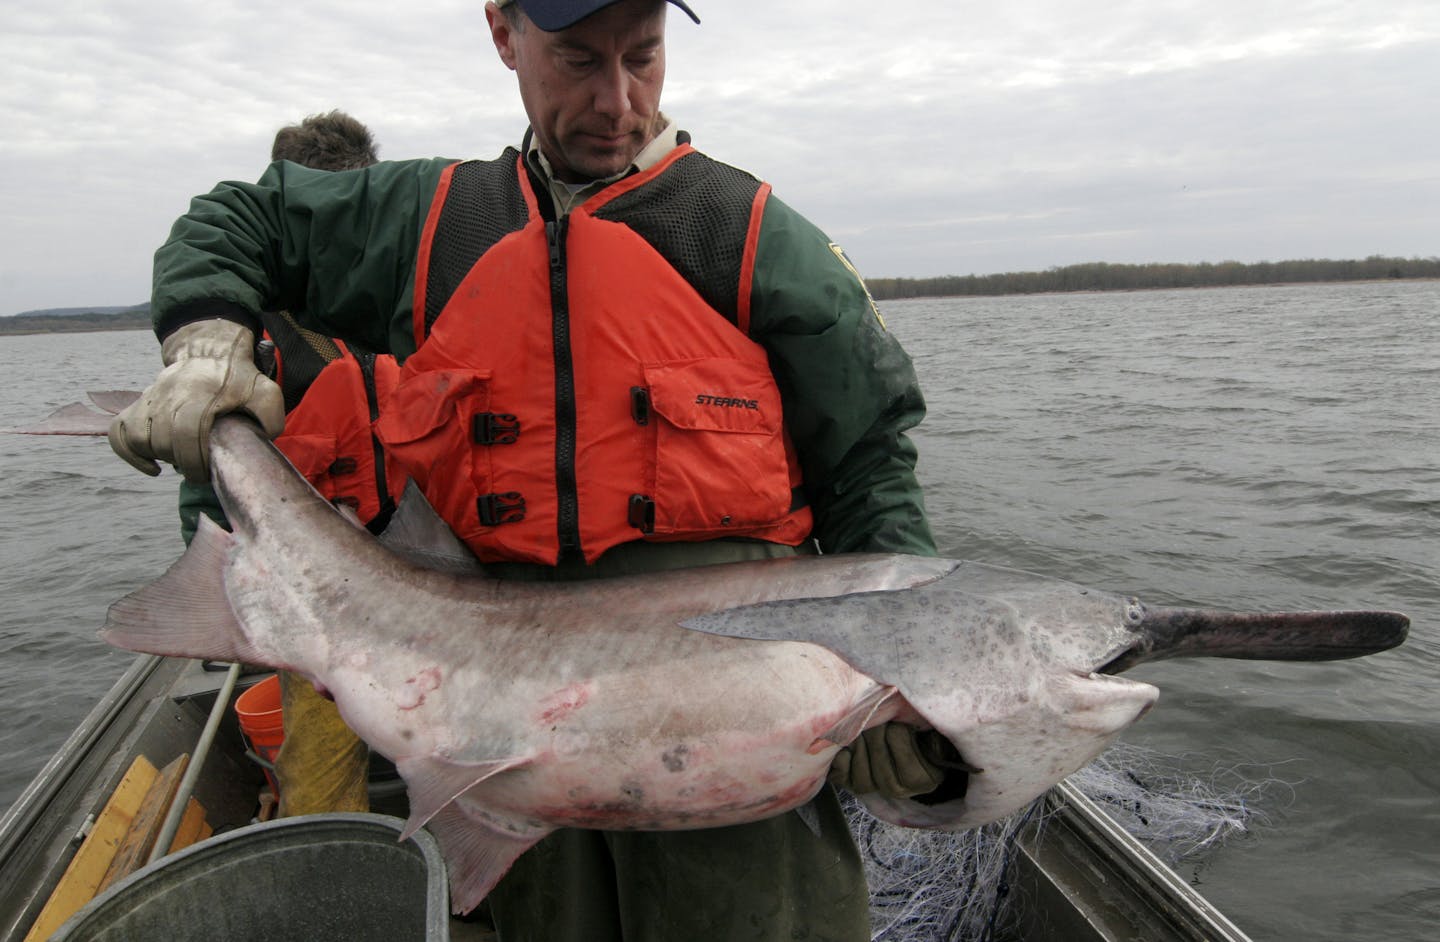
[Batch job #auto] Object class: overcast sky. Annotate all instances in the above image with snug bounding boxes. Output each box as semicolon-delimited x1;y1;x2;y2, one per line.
2;0;1436;315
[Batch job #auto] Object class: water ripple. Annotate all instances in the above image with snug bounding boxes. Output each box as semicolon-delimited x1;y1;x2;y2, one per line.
4;289;1439;939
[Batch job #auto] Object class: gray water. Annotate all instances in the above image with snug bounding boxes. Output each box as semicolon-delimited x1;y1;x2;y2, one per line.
1;281;1436;939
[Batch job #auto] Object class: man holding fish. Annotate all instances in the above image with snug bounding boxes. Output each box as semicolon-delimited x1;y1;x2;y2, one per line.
109;0;952;937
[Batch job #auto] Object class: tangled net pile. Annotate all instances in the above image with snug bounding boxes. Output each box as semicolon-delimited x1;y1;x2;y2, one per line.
850;741;1281;941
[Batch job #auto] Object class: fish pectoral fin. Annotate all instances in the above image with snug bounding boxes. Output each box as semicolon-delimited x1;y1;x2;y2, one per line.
426;803;547;915
397;752;534;838
792;800;822;838
809;685;900;754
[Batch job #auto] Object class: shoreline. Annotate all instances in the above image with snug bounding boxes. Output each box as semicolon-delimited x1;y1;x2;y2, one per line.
873;275;1440;303
4;277;1436;336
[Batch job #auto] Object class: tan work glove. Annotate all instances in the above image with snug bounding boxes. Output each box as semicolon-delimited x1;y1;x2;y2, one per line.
828;722;949;799
109;319;285;483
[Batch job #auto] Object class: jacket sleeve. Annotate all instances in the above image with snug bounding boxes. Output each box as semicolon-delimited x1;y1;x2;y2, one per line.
178;480;226;545
151;157;454;357
748;195;937;557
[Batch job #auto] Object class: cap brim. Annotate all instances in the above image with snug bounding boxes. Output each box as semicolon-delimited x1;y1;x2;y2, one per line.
523;0;700;31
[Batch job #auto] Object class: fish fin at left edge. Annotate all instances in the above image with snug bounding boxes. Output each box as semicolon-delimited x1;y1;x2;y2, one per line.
426;804;546;915
397;753;534;839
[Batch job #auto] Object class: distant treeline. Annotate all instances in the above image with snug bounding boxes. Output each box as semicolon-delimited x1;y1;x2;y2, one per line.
0;309;152;336
867;256;1440;300
3;254;1436;334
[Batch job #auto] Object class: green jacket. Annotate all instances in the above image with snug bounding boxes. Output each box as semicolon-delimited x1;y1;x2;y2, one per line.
162;151;935;558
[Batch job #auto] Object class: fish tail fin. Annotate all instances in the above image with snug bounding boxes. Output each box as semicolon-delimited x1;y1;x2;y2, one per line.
5;391;141;436
101;514;265;664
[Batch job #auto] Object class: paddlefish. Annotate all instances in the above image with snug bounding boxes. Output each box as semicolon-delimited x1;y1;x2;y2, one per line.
97;416;1408;913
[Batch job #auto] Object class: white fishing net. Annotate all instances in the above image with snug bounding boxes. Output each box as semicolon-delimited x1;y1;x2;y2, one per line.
1069;742;1279;864
852;741;1281;941
852;797;1037;941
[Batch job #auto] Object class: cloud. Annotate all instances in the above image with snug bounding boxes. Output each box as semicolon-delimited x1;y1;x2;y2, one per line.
671;6;1439;276
1;0;1436;314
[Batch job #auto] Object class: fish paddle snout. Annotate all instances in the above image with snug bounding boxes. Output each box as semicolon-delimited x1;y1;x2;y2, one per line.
1102;606;1410;673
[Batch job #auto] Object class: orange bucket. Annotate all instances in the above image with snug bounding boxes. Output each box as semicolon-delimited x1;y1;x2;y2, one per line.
235;674;285;798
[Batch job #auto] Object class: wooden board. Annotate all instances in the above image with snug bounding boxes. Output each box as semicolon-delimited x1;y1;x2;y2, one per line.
97;753;189;893
22;753;214;941
22;756;157;942
167;796;213;853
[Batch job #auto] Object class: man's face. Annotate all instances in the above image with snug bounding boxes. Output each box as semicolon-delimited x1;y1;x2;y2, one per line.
489;1;668;183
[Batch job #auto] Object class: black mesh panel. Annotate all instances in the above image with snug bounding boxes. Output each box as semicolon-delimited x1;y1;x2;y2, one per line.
260;309;341;412
424;151;531;337
591;152;762;326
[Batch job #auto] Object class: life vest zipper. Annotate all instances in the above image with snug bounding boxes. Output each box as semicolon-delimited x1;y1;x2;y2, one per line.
547;216;582;560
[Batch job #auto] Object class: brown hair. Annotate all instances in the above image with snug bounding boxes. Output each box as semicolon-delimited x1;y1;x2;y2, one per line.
270;110;379;171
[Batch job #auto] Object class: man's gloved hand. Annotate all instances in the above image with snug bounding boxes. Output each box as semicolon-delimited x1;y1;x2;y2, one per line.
828;722;948;799
109;319;285;484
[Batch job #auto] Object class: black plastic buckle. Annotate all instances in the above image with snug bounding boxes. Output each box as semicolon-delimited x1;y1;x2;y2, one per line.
472;412;521;445
628;494;655;534
630;387;651;426
254;338;278;380
478;491;526;526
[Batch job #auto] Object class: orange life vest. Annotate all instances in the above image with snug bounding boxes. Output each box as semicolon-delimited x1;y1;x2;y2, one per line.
265;320;403;531
376;145;812;565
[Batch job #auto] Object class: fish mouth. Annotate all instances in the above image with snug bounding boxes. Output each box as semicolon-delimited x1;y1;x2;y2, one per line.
1097;605;1409;674
1097;645;1149;676
911;731;976;806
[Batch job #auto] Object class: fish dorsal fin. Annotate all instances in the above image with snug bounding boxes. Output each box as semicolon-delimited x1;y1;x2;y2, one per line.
379;480;485;574
810;684;899;753
425;804;547;915
397;752;534;839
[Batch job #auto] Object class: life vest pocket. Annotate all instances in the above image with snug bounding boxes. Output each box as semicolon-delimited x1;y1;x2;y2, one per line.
282;437;373;518
275;432;340;484
374;369;496;544
642;358;794;533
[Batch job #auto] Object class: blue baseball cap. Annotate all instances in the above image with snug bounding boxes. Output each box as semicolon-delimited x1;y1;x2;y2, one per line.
499;0;700;31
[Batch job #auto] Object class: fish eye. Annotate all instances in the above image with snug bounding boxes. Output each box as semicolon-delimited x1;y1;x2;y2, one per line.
1124;599;1145;626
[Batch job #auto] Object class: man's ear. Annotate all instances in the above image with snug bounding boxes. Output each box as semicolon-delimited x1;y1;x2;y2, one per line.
485;2;520;71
